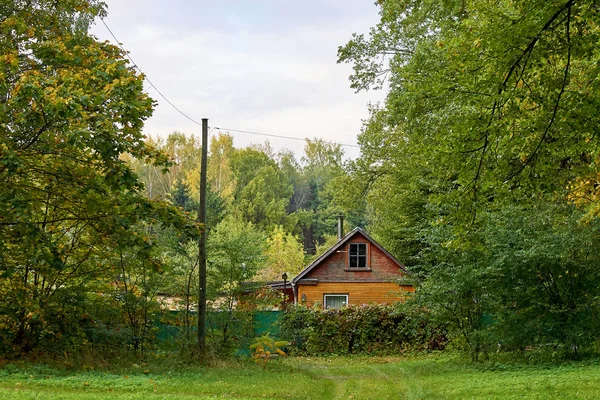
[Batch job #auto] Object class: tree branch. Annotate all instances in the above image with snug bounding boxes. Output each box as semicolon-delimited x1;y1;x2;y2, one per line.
507;3;572;180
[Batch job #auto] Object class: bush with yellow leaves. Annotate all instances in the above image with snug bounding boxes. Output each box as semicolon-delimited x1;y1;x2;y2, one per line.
250;333;288;370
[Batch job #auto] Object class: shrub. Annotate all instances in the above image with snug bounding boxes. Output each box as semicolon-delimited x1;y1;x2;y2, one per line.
250;333;288;369
280;302;447;355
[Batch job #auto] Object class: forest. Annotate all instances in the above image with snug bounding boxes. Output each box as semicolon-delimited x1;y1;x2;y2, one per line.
2;0;600;365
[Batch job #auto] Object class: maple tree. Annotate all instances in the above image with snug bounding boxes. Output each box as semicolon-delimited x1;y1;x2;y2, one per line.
0;0;197;354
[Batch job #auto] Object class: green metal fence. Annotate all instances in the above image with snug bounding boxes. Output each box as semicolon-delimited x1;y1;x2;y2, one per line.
155;310;283;354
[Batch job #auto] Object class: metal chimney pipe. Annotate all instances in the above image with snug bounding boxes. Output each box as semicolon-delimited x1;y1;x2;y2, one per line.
337;215;344;240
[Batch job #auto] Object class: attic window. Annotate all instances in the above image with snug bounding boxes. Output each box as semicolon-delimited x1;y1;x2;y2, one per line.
349;243;367;268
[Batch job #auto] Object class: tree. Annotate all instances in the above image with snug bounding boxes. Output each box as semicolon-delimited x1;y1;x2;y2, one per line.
257;226;305;282
292;139;348;252
308;234;339;264
237;165;293;231
207;132;235;201
302;139;343;187
482;203;600;355
127;133;201;200
338;0;600;357
339;0;600;218
0;1;197;355
230;148;293;231
171;179;197;213
206;216;265;349
278;149;308;215
230;148;274;195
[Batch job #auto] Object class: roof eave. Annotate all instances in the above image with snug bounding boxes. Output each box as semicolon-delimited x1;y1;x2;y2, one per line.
292;227;362;284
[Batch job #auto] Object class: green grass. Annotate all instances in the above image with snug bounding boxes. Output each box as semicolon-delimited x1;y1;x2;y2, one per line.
2;354;600;399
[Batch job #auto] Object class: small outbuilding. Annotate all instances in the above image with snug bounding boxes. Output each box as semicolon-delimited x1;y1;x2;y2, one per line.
291;226;414;309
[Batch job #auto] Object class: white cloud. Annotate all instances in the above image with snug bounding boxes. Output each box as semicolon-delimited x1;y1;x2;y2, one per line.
91;0;386;159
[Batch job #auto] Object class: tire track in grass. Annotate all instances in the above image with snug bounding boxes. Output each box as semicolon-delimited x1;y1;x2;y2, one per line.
320;358;405;399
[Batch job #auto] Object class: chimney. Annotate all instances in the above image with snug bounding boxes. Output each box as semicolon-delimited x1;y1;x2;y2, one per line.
337;215;344;241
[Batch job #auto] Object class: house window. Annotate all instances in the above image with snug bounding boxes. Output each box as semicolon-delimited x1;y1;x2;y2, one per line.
349;243;367;268
324;294;348;309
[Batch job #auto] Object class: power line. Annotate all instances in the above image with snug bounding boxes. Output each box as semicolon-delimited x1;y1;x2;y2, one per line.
99;18;360;150
99;17;204;127
213;127;360;148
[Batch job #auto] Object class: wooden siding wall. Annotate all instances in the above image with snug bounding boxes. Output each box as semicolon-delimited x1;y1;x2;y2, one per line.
298;282;414;308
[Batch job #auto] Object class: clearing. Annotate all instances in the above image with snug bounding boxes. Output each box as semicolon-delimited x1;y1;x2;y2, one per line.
1;354;600;399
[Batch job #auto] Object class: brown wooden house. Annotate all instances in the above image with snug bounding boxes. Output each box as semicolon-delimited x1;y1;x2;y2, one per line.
291;227;414;309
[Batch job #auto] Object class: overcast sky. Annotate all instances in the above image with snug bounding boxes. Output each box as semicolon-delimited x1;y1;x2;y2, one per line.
91;1;385;159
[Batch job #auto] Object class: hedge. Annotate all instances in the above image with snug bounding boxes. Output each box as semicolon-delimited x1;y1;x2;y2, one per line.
280;303;447;355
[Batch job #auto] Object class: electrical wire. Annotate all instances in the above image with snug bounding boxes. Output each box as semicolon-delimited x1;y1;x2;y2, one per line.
212;127;360;148
100;17;204;127
99;18;361;149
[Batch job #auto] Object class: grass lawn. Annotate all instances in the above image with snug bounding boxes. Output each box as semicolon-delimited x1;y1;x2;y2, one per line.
1;354;600;399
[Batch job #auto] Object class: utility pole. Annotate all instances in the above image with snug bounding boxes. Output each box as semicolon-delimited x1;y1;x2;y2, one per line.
197;118;208;360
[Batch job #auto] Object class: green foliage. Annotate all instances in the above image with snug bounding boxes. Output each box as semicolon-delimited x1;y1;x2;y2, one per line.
280;303;447;355
307;234;339;264
205;217;266;352
207;133;235;200
237;165;293;232
170;180;197;213
337;0;600;360
0;1;198;357
230;148;293;232
296;139;350;251
208;216;266;295
338;0;600;228
127;133;201;200
406;200;600;360
257;226;305;281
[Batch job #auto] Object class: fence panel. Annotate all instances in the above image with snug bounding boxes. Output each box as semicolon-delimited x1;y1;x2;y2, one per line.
155;310;283;354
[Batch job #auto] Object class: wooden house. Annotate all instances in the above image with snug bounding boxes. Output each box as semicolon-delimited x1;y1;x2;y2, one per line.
291;227;414;308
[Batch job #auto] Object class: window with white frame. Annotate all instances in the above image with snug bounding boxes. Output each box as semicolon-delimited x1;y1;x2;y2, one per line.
348;243;367;268
324;294;348;309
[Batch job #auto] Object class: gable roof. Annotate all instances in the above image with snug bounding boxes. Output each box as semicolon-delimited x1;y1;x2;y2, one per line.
292;227;408;284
